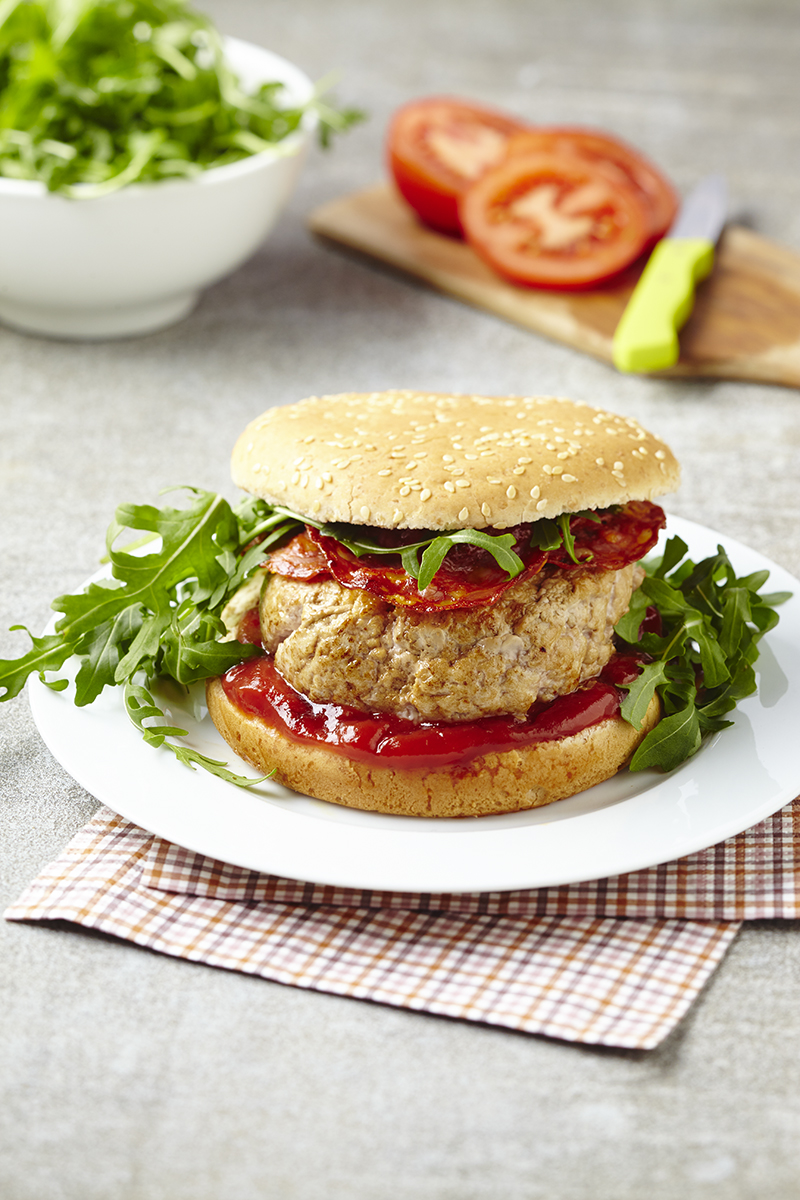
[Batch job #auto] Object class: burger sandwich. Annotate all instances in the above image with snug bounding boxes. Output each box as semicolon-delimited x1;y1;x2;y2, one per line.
205;390;680;817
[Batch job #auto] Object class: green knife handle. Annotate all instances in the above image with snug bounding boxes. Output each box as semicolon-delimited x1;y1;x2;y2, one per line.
612;237;715;373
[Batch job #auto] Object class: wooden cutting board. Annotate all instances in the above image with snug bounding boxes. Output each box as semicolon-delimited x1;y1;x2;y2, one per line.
309;183;800;389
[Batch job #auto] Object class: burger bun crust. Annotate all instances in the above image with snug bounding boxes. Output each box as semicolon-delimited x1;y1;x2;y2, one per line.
206;677;661;818
232;390;679;530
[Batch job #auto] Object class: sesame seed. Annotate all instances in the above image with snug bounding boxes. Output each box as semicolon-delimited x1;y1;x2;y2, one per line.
291;471;300;485
655;450;666;460
557;451;569;460
420;488;432;501
360;505;371;520
392;509;404;523
543;465;553;475
444;481;456;492
596;457;605;466
562;474;577;483
529;485;540;499
481;502;492;518
252;463;261;474
614;461;623;470
552;465;564;475
536;499;548;512
377;468;391;477
512;466;525;476
458;507;469;521
455;479;470;488
506;486;517;499
442;454;454;463
399;486;411;496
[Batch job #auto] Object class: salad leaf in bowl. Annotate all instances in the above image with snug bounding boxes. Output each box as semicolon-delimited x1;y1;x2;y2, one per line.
0;0;362;338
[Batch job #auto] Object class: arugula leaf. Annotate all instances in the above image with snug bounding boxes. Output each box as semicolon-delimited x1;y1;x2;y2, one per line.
556;513;581;563
652;535;688;578
628;703;702;772
619;659;669;730
417;530;522;592
74;606;144;706
529;510;598;562
2;487;278;778
124;682;271;786
613;584;650;645
0;625;74;700
529;519;561;553
317;522;524;593
0;0;363;195
615;536;790;773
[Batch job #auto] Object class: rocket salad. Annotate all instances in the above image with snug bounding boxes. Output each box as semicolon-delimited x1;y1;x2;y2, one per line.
0;488;789;781
0;0;362;196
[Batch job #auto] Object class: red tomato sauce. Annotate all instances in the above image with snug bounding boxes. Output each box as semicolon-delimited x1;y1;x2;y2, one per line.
220;653;645;773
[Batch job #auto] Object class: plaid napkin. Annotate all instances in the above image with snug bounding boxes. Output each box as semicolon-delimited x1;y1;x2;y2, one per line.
6;798;799;1050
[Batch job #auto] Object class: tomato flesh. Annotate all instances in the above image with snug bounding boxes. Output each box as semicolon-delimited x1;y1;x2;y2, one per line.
459;152;651;289
388;97;527;235
504;127;678;244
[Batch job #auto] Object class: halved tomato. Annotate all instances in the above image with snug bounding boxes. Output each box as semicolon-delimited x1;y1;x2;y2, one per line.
387;97;528;235
459;152;651;290
504;127;678;244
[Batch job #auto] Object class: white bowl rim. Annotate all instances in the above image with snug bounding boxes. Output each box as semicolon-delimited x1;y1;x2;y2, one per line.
0;37;316;200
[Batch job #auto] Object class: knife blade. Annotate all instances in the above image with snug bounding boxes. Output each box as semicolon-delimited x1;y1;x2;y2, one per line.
612;174;728;373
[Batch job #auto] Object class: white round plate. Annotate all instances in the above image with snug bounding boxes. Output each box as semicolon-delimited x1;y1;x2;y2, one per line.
28;516;800;893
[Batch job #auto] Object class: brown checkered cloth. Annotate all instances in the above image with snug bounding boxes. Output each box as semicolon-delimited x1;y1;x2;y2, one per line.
7;798;799;1049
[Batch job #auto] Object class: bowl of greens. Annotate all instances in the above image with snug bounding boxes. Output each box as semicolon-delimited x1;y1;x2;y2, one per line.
0;0;356;339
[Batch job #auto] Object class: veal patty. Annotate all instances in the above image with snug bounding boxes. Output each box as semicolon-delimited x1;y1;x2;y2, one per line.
258;561;644;723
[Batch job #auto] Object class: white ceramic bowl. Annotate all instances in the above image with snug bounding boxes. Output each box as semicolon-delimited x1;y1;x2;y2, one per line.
0;38;315;339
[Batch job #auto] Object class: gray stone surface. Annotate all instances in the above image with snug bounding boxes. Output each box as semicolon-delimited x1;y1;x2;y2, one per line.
2;0;800;1196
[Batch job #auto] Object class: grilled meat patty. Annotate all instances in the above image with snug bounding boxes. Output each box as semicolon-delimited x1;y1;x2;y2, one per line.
258;562;643;724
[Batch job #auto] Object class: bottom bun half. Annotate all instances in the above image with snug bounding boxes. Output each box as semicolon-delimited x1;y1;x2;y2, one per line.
206;678;661;818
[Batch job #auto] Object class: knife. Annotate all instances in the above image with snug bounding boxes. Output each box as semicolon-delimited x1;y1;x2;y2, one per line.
612;174;728;373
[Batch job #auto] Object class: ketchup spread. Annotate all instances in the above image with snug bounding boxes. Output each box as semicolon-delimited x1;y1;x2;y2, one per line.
220;652;644;773
236;605;264;645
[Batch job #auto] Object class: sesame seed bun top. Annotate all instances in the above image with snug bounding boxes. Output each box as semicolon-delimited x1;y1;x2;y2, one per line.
231;391;680;530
